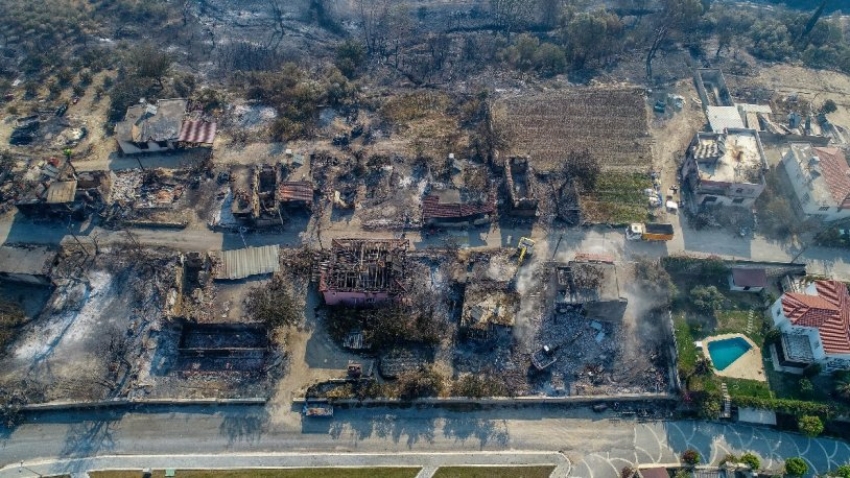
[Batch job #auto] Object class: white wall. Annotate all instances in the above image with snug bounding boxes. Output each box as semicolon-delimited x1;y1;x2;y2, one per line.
772;291;834;363
117;140;176;155
782;150;850;221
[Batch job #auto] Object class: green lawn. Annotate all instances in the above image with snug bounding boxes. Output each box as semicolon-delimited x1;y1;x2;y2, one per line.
580;172;652;224
725;377;772;399
90;469;420;478
714;309;765;345
431;467;555;478
674;313;699;376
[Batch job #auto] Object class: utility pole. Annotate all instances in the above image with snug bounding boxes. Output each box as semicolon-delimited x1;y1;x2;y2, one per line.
66;218;90;259
123;225;142;254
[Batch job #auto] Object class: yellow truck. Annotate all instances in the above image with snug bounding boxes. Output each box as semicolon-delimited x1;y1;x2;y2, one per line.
626;223;674;241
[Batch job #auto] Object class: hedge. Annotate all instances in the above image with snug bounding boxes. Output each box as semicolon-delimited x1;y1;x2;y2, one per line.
732;396;835;417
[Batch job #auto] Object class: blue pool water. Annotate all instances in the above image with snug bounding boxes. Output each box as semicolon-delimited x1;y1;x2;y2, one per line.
707;337;751;371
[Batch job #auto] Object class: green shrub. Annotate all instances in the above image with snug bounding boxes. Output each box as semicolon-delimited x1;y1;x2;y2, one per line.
731;396;834;416
335;39;366;78
829;465;850;478
799;378;813;396
681;449;701;465
784;457;807;477
797;415;824;437
690;285;725;311
740;452;760;471
719;453;737;465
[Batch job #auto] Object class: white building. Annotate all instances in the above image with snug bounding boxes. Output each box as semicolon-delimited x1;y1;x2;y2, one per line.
681;128;767;207
770;280;850;371
782;143;850;222
114;99;217;155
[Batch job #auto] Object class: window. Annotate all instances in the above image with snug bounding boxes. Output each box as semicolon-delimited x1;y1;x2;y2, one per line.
732;198;745;204
735;188;744;194
156;140;169;148
819;206;830;211
703;196;718;203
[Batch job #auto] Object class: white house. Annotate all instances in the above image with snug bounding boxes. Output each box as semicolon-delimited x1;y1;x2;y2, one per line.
114;99;217;155
770;279;850;371
781;143;850;222
681;128;767;208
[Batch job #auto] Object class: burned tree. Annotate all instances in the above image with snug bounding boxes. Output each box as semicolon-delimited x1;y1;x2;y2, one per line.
645;0;706;80
246;276;301;328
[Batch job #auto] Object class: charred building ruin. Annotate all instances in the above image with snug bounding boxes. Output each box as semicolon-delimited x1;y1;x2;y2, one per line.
15;157;113;218
230;164;313;227
552;254;627;321
505;157;538;217
319;239;409;306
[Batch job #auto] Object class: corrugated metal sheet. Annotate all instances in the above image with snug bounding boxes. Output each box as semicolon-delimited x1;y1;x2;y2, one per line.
178;120;217;144
216;245;280;280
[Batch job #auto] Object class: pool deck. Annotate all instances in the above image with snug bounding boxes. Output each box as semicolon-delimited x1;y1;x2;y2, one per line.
702;333;767;382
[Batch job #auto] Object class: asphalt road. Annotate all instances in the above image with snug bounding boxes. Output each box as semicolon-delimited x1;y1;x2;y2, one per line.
3;209;850;279
1;406;849;477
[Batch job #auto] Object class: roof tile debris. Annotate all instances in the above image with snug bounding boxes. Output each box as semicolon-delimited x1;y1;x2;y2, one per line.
782;280;850;354
277;181;313;203
422;193;495;219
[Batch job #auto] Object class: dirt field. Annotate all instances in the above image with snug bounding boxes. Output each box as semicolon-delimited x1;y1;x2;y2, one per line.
491;89;652;174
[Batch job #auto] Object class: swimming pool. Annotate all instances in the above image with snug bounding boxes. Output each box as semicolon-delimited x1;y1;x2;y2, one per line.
707;337;752;371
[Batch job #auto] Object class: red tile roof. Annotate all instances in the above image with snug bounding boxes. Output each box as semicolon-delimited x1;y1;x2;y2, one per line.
814;147;850;206
422;194;495;219
782;280;850;354
178;120;217;144
277;181;313;203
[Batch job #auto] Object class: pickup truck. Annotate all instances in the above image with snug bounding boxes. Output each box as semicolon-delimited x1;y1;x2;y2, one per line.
626;223;674;241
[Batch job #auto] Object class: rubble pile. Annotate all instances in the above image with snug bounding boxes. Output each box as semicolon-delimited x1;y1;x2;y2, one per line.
530;308;668;396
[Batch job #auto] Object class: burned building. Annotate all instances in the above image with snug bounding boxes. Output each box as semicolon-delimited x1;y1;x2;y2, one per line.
230;165;259;223
15;157;113;218
552;254;627;321
229;164;306;227
460;284;520;339
319;239;408;306
114;98;216;155
177;322;268;374
0;244;58;286
422;189;495;228
505;157;538;217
